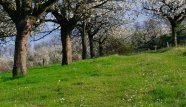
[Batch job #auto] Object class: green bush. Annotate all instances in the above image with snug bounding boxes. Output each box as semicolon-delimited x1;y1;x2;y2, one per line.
103;37;133;55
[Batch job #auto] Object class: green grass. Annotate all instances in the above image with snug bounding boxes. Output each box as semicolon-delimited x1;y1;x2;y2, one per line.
0;47;186;107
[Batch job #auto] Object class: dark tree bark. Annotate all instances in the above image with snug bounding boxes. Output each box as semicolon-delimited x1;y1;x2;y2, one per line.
88;34;94;58
171;24;178;47
97;33;108;57
61;29;72;65
81;22;87;59
99;41;104;56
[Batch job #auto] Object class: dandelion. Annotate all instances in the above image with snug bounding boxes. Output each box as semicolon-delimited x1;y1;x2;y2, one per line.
57;80;61;85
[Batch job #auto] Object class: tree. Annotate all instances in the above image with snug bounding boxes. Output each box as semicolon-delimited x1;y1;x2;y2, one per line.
86;16;110;57
77;1;112;59
77;0;131;58
131;19;164;50
143;0;186;47
0;0;57;77
144;19;162;49
77;21;88;59
50;0;109;65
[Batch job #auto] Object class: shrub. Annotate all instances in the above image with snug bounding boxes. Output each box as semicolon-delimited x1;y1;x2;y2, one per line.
103;37;133;55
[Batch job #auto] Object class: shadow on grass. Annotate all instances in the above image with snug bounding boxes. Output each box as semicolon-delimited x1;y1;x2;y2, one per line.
30;66;52;71
181;52;186;56
145;48;171;54
1;75;24;82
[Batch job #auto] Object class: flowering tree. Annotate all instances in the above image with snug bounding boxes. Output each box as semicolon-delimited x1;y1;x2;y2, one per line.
49;0;110;65
143;0;186;46
0;0;57;77
0;8;16;38
77;0;133;58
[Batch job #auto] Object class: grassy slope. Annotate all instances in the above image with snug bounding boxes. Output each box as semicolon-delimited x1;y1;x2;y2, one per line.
0;47;186;107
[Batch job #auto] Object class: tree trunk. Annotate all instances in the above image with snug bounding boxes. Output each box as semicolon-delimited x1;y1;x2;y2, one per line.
88;34;94;58
99;42;104;56
81;22;87;59
171;24;178;47
61;29;72;65
13;23;30;77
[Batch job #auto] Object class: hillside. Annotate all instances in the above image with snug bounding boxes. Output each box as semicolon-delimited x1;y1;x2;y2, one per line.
0;47;186;107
